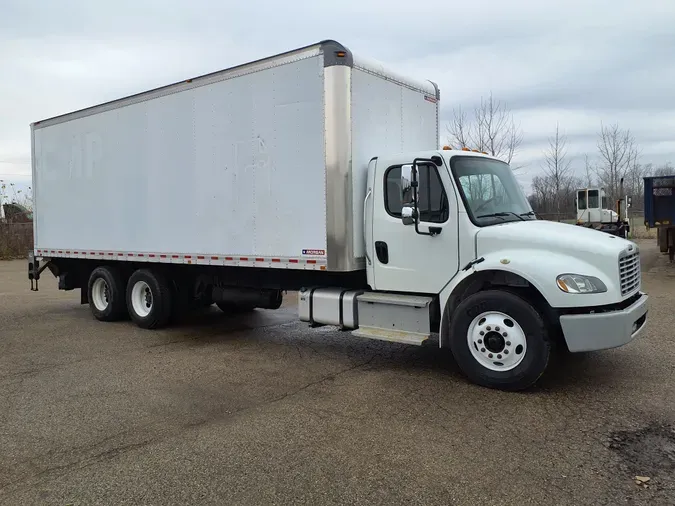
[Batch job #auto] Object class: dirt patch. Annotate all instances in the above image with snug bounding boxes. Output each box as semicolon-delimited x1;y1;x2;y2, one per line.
608;423;675;491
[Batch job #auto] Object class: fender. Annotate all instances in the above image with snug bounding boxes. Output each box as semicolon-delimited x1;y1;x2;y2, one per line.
437;249;620;348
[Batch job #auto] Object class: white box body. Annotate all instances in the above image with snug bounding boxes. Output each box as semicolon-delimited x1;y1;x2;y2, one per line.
31;41;439;272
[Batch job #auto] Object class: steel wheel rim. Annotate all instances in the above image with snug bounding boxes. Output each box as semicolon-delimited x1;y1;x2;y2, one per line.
467;311;527;372
131;280;153;318
91;278;110;311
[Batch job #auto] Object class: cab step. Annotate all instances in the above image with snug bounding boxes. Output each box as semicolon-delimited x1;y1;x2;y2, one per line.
351;327;429;345
351;292;433;345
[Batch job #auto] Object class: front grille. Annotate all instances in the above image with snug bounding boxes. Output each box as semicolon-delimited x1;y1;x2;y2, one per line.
619;250;641;296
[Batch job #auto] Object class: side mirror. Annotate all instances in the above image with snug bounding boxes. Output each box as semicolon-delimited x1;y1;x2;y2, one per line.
402;206;415;225
401;165;416;225
400;165;414;206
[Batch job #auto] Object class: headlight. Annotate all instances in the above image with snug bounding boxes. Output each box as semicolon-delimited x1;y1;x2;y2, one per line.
556;274;607;294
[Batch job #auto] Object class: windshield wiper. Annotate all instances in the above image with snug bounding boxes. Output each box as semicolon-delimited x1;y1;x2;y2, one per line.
476;211;525;221
519;211;538;219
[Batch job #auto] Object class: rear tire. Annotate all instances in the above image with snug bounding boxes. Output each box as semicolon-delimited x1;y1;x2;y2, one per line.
448;289;551;391
87;266;128;322
126;269;173;329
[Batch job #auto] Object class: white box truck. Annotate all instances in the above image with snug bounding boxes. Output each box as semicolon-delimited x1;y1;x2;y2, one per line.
27;40;649;390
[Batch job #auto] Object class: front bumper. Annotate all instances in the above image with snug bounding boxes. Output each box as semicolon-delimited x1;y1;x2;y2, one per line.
559;292;648;352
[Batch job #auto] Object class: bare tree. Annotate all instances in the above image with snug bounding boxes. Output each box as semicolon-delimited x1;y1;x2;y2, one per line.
583;154;595;187
447;92;523;165
651;162;675;177
447;106;471;150
529;175;553;213
623;161;649;207
541;123;573;213
529;173;582;219
595;122;639;203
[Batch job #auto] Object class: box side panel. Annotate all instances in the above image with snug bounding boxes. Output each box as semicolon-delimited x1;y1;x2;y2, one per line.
33;45;323;129
33;55;327;263
350;68;439;257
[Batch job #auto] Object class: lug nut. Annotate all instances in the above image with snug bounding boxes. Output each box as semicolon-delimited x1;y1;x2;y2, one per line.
480;331;485;336
496;326;500;331
478;339;482;344
481;348;486;353
506;341;511;346
497;354;502;359
486;326;491;331
488;353;493;358
504;350;509;354
503;332;508;337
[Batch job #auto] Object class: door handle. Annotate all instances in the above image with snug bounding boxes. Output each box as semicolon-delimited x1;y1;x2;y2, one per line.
375;241;389;264
429;226;442;235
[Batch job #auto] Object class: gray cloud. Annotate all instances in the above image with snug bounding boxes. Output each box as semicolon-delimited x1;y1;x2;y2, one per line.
2;0;674;196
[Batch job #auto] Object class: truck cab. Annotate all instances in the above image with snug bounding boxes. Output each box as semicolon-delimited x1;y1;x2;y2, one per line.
576;187;616;224
345;148;649;389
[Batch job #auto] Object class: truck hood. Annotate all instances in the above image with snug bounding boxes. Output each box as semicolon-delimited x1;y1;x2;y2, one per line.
475;220;636;272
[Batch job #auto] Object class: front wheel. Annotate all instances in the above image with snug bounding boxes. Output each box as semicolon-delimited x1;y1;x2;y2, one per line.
448;290;551;391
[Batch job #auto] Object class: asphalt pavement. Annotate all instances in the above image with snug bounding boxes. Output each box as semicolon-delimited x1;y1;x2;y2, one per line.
1;240;674;505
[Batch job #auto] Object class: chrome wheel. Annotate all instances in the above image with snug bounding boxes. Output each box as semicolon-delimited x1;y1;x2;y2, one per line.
467;311;527;372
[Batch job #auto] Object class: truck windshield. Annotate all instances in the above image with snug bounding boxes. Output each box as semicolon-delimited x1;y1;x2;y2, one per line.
588;190;599;208
451;156;534;226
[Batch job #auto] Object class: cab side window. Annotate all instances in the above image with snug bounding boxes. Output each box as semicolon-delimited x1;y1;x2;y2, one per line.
385;164;448;223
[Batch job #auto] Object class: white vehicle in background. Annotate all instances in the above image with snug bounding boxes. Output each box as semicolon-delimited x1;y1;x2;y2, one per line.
28;40;648;391
576;186;632;238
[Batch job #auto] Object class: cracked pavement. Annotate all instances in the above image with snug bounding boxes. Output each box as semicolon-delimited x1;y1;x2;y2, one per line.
1;239;675;505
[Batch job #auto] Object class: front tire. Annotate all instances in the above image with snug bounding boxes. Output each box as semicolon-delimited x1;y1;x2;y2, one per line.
87;266;128;322
448;290;551;391
126;269;173;329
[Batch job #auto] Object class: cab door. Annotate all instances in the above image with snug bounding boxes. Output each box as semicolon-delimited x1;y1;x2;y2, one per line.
370;157;460;294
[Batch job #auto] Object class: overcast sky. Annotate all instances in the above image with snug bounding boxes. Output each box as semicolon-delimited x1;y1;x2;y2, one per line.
2;0;675;195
